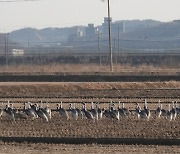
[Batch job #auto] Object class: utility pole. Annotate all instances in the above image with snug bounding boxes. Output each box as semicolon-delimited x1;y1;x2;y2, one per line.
28;39;31;50
4;32;9;69
97;30;102;66
6;33;9;69
4;33;7;66
118;26;120;56
107;0;113;71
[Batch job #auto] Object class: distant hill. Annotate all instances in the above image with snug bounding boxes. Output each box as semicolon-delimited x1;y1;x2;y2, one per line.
9;27;73;47
113;19;162;33
8;20;161;47
118;20;180;50
3;19;180;51
121;20;180;40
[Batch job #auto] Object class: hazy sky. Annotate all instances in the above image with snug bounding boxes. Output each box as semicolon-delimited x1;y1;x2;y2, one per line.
0;0;180;32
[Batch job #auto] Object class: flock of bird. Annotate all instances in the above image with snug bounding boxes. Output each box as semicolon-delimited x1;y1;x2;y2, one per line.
0;100;179;122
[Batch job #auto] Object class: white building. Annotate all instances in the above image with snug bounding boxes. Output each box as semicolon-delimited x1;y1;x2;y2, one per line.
12;49;24;56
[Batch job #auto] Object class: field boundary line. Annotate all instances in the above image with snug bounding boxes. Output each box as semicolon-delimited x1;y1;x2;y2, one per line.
0;137;179;145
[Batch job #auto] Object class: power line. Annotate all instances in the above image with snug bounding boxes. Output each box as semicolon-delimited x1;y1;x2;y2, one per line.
0;0;44;2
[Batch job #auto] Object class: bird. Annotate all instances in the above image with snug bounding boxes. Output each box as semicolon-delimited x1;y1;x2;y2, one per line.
74;103;83;119
118;101;129;117
118;102;126;117
137;105;147;119
90;102;99;121
23;102;38;119
135;103;141;119
175;101;180;115
14;108;27;120
171;101;177;121
155;100;162;118
69;103;78;120
166;104;173;121
4;103;15;121
122;102;130;116
160;104;168;118
109;103;119;120
57;101;69;120
96;102;104;120
82;102;94;120
104;103;112;119
135;102;149;120
144;99;151;120
39;101;52;121
0;102;4;117
34;104;49;122
29;102;38;113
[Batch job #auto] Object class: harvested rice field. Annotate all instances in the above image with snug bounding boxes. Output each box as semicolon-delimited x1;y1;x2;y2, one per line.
0;82;179;153
0;142;179;154
0;111;179;139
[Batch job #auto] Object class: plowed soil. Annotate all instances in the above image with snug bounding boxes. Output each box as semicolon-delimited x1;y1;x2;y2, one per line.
0;82;179;153
0;142;179;154
0;112;179;139
0;82;179;139
0;81;179;98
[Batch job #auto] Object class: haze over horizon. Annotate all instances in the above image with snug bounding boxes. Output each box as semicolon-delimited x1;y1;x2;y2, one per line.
0;0;180;32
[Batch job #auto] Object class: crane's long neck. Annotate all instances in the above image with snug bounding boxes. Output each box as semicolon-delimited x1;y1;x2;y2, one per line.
122;103;125;109
91;102;94;109
60;102;63;109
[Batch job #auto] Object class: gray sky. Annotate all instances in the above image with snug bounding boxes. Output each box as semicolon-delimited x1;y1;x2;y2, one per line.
0;0;180;32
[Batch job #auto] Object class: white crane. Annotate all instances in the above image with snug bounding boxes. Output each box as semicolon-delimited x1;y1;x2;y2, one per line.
0;102;4;117
90;102;99;121
160;104;168;118
69;103;78;120
110;103;119;120
34;104;49;122
135;103;141;119
166;104;173;121
4;101;15;121
74;103;83;119
155;100;162;118
104;103;112;119
122;103;130;116
135;102;150;120
144;99;151;120
175;101;180;115
171;101;177;120
13;107;26;120
82;103;94;120
57;101;69;120
23;102;38;119
118;101;129;117
39;101;52;121
96;102;104;120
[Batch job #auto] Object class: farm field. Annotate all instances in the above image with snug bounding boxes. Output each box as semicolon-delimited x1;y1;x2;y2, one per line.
0;112;179;139
0;142;179;154
0;81;179;153
0;63;179;75
0;81;180;98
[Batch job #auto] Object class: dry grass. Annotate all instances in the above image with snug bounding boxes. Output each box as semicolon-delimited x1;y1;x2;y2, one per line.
0;63;179;75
